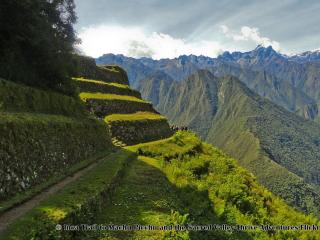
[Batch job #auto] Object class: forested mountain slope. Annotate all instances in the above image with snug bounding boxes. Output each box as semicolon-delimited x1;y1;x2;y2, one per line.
138;69;320;216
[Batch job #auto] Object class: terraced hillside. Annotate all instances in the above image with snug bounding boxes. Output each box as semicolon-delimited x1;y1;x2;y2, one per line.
72;62;173;146
2;132;319;240
2;61;320;239
74;55;129;85
0;60;173;237
0;78;112;206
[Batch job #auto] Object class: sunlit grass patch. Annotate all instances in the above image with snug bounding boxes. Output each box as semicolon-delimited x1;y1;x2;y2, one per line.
72;77;129;89
40;207;67;221
126;131;201;159
105;112;165;122
79;92;147;103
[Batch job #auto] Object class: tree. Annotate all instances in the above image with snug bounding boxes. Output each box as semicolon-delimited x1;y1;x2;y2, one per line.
0;0;78;93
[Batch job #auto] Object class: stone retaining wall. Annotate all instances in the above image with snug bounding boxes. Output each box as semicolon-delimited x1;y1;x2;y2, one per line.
87;99;158;117
108;119;173;145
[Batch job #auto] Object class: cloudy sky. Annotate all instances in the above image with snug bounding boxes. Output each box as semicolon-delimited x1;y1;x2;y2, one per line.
74;0;320;59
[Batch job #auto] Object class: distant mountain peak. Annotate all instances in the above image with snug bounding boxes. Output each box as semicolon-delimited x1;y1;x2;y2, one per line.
288;49;320;62
252;45;278;57
219;51;233;60
254;44;266;50
217;45;281;62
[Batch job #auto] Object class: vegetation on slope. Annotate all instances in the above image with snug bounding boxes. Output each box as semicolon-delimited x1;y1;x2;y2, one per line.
0;150;132;240
3;132;319;240
72;77;141;98
248;114;320;186
73;55;129;85
0;112;112;201
142;70;320;217
0;72;114;205
79;92;157;116
0;150;110;215
79;92;147;103
207;75;320;216
0;78;86;117
73;77;130;89
73;69;172;146
95;131;320;240
105;112;165;122
106;115;173;145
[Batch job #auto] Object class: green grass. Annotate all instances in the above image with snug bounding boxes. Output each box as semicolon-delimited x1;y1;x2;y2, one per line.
90;131;320;239
79;92;147;103
0;150;133;240
126;131;201;160
127;132;320;239
0;78;87;117
2;132;320;239
91;155;193;240
105;112;166;122
72;77;130;89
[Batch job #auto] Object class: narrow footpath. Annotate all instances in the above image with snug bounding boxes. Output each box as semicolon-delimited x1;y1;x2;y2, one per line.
0;159;100;233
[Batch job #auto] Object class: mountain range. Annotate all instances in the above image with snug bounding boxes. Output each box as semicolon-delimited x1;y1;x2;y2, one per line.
96;46;320;122
139;70;320;215
96;46;320;216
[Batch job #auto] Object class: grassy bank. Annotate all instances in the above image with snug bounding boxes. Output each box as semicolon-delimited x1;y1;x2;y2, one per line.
0;150;133;240
105;112;165;122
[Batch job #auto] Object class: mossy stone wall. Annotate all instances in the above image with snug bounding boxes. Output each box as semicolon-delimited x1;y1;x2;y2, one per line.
0;113;112;200
0;78;87;117
87;99;157;117
108;119;173;145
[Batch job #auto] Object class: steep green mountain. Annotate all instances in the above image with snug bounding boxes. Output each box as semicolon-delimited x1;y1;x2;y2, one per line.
139;69;320;216
209;62;318;121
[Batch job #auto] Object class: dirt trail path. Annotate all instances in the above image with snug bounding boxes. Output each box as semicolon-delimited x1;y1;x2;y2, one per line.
0;160;100;234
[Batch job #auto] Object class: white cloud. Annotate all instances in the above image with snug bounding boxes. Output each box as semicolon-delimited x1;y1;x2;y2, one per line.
220;25;280;51
78;25;225;59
